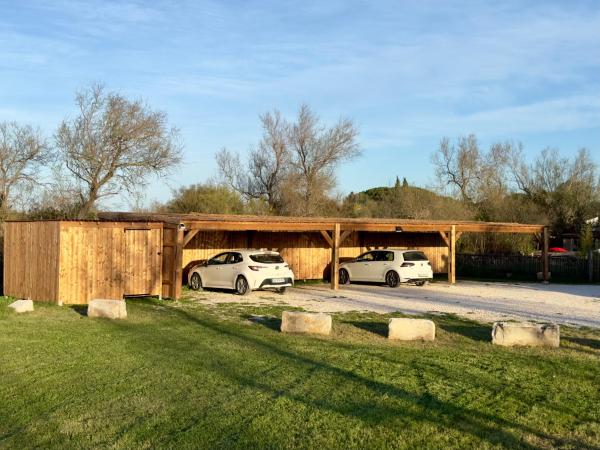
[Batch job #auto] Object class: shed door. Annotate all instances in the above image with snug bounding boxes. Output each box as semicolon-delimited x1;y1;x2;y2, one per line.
124;229;162;296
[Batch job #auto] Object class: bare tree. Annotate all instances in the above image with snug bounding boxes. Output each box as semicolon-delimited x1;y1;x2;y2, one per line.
217;104;360;215
432;135;482;202
510;147;599;233
0;121;50;214
55;84;182;218
217;110;289;212
286;104;360;215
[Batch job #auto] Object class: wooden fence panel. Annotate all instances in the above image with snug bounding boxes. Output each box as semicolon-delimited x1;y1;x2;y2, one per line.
457;253;598;281
3;221;60;302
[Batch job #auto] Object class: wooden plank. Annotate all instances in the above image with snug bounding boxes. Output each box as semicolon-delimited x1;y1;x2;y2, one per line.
438;231;450;247
183;229;200;247
331;224;340;290
339;230;352;245
3;221;61;303
449;225;456;284
172;227;184;300
542;227;549;282
320;230;333;247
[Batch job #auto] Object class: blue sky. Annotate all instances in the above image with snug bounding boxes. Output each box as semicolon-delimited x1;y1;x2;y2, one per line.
1;0;599;208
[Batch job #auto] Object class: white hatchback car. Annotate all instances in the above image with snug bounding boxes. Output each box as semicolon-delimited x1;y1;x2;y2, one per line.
339;249;433;287
188;250;294;295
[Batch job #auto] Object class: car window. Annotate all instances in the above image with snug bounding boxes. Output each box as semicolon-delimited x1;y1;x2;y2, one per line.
378;251;394;262
356;252;375;262
227;252;243;264
208;253;229;265
403;251;428;261
250;253;284;264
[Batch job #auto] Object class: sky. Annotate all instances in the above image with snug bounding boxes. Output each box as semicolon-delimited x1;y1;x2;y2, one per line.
1;0;599;208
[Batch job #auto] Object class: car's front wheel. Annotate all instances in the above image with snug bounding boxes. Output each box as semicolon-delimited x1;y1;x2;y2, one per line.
339;268;350;285
235;276;251;296
189;273;203;291
276;287;287;294
385;270;400;288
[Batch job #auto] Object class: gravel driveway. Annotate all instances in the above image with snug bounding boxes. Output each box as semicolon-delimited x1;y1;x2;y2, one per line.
186;281;600;328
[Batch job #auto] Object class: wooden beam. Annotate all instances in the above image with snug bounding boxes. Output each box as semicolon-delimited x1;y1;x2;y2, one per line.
542;226;549;282
172;227;184;300
320;230;334;247
339;230;352;245
331;223;340;290
456;231;463;241
183;229;200;247
449;225;456;284
439;231;450;247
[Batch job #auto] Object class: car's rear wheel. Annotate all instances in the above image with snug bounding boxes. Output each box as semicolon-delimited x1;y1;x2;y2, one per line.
385;270;400;288
189;273;203;291
276;287;287;294
235;276;251;296
415;280;428;287
339;268;350;285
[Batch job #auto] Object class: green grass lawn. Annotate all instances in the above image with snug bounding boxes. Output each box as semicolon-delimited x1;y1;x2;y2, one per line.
1;296;599;449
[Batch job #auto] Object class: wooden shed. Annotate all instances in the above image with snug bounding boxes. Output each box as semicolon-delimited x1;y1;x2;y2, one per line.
3;220;172;305
3;213;549;305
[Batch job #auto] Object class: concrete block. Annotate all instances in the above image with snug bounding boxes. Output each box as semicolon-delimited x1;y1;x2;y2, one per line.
88;299;127;319
8;299;34;313
492;322;559;348
281;311;332;335
388;318;435;341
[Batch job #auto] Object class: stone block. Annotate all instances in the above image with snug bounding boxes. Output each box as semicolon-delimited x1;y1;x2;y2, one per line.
8;299;34;313
281;311;332;335
88;299;127;319
492;322;559;347
388;318;435;341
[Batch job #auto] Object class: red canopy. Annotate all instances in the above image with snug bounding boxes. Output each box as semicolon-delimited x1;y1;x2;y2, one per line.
549;247;568;253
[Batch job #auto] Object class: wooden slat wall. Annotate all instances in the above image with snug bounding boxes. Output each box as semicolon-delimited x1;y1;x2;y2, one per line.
182;231;249;269
58;222;162;305
162;225;177;299
3;221;60;302
182;230;447;280
124;229;162;296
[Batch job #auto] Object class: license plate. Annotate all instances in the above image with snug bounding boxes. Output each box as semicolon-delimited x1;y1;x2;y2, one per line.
272;278;285;283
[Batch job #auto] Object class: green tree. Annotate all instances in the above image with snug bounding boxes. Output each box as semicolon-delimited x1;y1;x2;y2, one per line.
162;183;248;214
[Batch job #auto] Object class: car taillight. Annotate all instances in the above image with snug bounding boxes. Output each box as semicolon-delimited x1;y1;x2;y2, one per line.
248;265;266;271
284;264;289;268
401;262;415;267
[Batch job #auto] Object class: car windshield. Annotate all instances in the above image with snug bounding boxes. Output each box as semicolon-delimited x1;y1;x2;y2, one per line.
403;251;428;261
250;253;284;264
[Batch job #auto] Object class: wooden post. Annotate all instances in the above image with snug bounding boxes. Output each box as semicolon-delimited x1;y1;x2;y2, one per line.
172;226;185;300
331;223;340;290
542;226;549;282
449;225;456;284
588;249;594;283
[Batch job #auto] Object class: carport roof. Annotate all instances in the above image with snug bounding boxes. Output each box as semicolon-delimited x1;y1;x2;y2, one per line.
98;212;545;234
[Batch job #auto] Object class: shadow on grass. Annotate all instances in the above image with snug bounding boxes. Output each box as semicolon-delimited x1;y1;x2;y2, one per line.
347;321;388;338
435;315;491;342
95;302;600;450
563;337;600;351
170;308;599;449
70;305;88;317
242;314;281;331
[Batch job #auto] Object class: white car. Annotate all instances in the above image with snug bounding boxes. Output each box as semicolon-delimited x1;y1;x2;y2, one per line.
188;250;294;295
339;249;433;287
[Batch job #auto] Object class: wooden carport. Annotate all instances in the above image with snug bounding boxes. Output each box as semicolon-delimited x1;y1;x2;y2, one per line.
100;213;549;300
